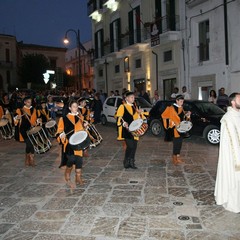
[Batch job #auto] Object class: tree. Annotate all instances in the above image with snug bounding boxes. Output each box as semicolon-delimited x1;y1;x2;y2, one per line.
18;53;50;87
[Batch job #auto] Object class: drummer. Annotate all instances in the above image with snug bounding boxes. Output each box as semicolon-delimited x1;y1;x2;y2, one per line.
115;91;148;169
14;96;40;167
56;100;88;188
161;94;191;165
78;97;93;122
37;100;50;134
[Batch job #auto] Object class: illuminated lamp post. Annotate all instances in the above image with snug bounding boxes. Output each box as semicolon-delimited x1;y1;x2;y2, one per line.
64;29;82;91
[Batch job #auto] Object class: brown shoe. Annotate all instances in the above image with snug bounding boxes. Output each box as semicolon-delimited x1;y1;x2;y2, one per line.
176;155;185;164
25;154;30;167
29;154;36;167
75;169;85;185
172;155;178;165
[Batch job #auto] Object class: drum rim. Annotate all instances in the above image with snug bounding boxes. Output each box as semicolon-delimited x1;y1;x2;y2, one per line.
0;119;9;127
28;126;42;134
45;120;56;128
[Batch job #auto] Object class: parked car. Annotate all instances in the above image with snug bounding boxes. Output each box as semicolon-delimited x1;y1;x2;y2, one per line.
148;100;225;144
101;96;152;125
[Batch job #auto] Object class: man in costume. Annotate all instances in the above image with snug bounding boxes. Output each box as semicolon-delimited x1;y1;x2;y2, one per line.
214;92;240;213
115;91;148;169
14;96;40;167
56;100;88;188
161;94;191;165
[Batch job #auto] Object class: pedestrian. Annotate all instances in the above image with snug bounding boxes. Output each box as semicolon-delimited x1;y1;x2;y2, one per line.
115;91;148;169
139;89;151;103
152;90;161;105
214;92;240;213
217;87;229;111
182;86;191;99
47;95;57;120
161;94;191;165
170;87;179;99
208;90;217;104
56;100;88;188
92;92;102;124
14;96;40;167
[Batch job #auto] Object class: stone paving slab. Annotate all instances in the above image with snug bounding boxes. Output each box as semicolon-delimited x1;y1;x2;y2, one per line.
0;124;240;239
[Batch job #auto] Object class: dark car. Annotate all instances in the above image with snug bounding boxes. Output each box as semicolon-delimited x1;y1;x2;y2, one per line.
148;100;225;144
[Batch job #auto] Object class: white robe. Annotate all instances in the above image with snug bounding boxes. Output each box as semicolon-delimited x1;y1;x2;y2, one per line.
214;107;240;213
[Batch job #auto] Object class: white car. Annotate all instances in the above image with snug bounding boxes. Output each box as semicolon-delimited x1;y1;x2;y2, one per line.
101;96;152;125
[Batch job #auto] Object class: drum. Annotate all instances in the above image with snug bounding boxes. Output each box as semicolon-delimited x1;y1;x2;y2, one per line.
176;121;193;133
69;131;91;151
128;119;148;137
87;123;103;148
27;126;51;154
45;120;57;137
0;118;14;140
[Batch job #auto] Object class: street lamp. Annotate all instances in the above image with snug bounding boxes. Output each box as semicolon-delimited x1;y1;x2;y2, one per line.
64;29;82;91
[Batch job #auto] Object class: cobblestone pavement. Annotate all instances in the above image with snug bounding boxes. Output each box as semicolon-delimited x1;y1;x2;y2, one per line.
0;124;240;240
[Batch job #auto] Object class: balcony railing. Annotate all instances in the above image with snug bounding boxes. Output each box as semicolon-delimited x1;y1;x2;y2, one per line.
155;15;180;34
0;61;13;68
87;0;107;16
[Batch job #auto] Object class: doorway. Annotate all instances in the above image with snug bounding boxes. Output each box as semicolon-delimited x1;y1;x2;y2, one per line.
134;78;146;95
163;78;176;100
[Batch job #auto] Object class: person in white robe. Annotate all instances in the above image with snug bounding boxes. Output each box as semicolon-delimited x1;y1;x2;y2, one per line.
214;92;240;213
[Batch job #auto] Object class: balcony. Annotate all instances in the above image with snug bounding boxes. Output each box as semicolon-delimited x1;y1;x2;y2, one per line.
87;0;107;16
0;61;13;68
185;0;209;8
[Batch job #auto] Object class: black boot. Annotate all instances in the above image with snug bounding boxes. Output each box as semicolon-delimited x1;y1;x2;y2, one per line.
123;158;130;169
129;159;137;169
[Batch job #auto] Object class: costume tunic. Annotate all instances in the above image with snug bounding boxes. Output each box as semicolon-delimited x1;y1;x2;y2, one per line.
214;107;240;213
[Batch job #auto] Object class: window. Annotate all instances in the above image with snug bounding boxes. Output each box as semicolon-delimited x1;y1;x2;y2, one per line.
5;49;10;62
106;97;116;107
110;18;121;52
199;20;209;61
49;58;57;68
135;59;141;68
128;5;141;45
98;69;103;77
117;98;123;107
6;71;10;84
95;29;104;58
163;50;172;62
115;64;120;73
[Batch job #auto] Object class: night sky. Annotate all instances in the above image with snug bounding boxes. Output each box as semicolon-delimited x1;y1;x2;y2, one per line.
0;0;92;48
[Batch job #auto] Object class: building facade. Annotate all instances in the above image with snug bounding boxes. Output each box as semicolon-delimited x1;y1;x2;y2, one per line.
88;0;240;100
0;34;18;93
185;0;240;99
65;40;95;91
88;0;186;99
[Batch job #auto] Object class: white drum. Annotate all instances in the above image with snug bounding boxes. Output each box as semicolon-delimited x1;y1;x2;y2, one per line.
27;126;51;154
128;119;148;137
45;120;57;137
176;121;193;133
0;118;14;140
69;131;91;151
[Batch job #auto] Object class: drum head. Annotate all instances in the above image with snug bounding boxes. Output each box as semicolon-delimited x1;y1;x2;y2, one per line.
129;119;143;131
177;121;193;133
28;126;42;134
0;119;8;127
69;131;88;145
45;120;56;128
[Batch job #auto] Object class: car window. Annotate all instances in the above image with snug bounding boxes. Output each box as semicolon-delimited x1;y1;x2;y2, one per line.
135;97;152;108
106;97;116;107
194;102;225;115
117;98;123;107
